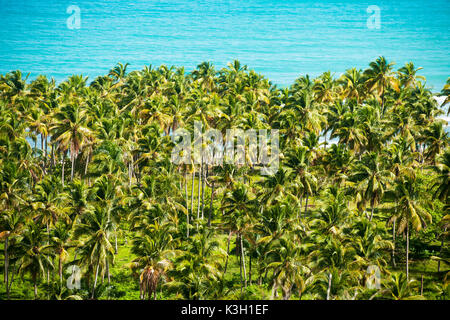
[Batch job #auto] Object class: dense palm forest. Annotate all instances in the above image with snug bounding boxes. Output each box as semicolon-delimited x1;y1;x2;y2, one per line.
0;57;449;300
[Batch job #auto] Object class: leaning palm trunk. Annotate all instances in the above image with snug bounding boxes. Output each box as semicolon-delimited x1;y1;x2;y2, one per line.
238;234;243;294
241;235;247;289
223;231;232;275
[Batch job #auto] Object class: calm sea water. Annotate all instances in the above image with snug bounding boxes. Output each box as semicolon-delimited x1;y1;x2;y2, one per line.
0;0;449;90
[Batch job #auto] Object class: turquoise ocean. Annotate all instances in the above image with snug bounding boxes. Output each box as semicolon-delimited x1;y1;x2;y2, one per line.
0;0;449;91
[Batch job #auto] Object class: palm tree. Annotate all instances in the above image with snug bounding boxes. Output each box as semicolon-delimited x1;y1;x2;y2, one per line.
351;152;393;221
398;62;425;89
130;222;175;300
430;148;450;201
379;273;424;300
17;223;54;299
387;175;432;280
363;56;396;114
73;203;115;298
51;103;94;184
265;233;310;300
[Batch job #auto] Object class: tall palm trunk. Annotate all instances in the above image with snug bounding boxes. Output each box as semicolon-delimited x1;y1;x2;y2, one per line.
208;181;215;227
406;222;410;280
184;170;190;237
61;151;66;187
59;253;63;285
201;165;207;219
304;194;309;214
106;260;111;284
241;234;247;289
41;134;44;154
4;237;9;299
438;227;446;272
238;234;243;294
33;274;38;299
84;151;90;177
223;231;232;275
196;161;202;228
326;273;332;300
44;136;48;162
298;196;302;221
190;167;195;228
50;144;55;169
70;152;76;181
92;263;100;299
392;218;396;267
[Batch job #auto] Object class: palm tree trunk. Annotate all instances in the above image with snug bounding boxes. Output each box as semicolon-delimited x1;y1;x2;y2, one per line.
41;134;44;153
241;235;247;288
106;260;111;284
71;153;76;181
84;151;90;177
298;196;302;221
114;229;118;255
44;136;48;162
238;234;243;294
208;181;215;227
249;253;252;285
420;275;424;295
59;255;63;285
190;166;195;227
8;263;15;295
92;263;100;299
201;165;207;220
304;194;309;214
33;275;38;299
184;170;189;238
47;223;50;285
50;144;54;169
438;227;446;272
392;219;396;267
369;205;375;222
223;231;232;275
61;152;66;187
326;273;332;300
4;237;9;299
196;161;202;228
406;223;410;281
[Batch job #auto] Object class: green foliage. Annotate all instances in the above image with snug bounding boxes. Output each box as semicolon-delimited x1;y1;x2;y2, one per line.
0;58;448;300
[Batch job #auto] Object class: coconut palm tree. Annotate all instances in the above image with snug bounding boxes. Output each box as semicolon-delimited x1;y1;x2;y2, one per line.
363;56;396;114
17;223;54;299
72;203;115;298
386;175;432;280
